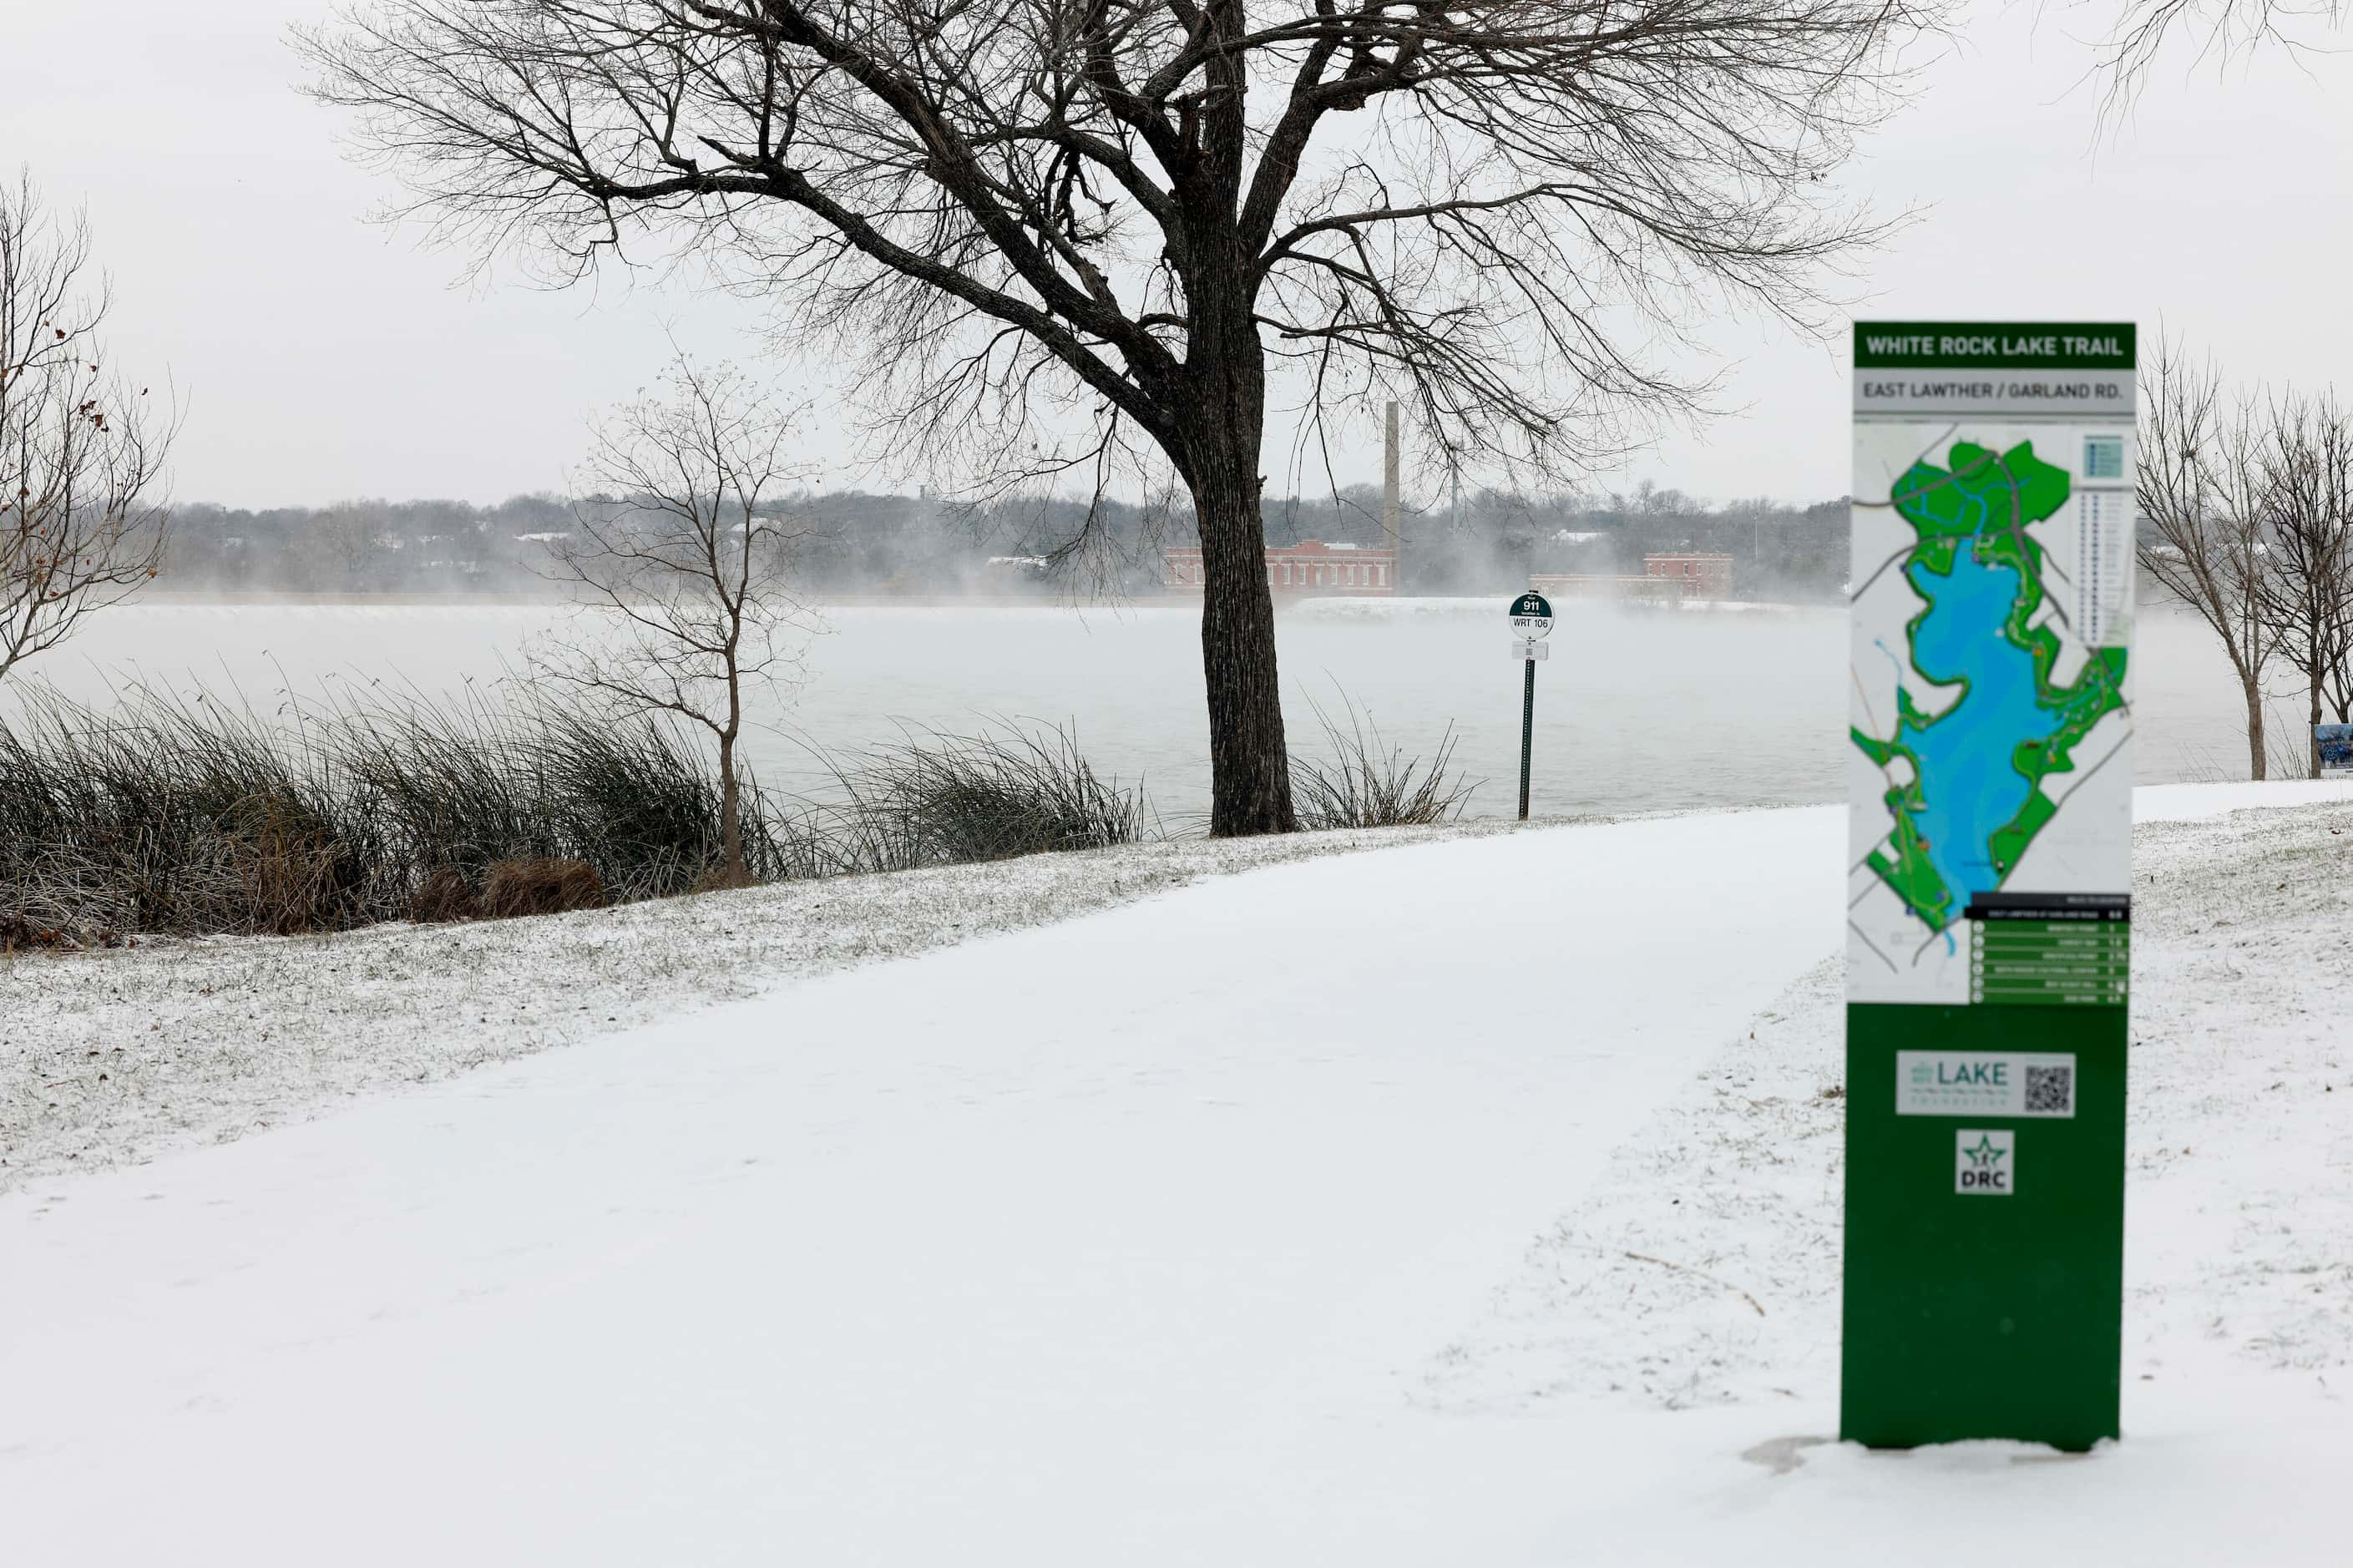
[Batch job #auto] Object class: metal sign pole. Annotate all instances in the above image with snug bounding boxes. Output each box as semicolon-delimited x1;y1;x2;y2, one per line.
1505;590;1554;822
1518;654;1535;821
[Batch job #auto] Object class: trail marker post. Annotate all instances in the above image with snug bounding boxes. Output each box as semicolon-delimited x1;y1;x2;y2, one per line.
1508;591;1553;820
1843;322;2138;1451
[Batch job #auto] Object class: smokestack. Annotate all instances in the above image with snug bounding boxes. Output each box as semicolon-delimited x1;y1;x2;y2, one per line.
1381;400;1401;588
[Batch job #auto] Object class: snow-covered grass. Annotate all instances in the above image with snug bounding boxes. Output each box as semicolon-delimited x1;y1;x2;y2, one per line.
1403;789;2353;1564
1427;793;2353;1419
0;817;1526;1194
2;786;2347;1565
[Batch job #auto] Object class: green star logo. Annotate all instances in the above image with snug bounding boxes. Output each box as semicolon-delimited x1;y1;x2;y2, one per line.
1963;1134;2006;1168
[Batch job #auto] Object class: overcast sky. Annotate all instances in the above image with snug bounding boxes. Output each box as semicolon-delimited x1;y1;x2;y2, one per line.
3;2;2345;508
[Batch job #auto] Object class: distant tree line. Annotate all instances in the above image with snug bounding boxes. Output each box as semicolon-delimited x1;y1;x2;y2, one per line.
164;483;1855;601
164;490;1128;596
169;494;576;593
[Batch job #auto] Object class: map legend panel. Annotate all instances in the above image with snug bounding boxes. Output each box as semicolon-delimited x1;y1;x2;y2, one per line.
1969;920;2130;1006
2076;489;2130;648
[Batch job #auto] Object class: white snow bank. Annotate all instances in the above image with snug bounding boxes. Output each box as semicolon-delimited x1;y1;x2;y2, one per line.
2134;777;2353;822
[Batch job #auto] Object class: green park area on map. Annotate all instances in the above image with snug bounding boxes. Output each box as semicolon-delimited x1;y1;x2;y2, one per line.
1851;439;2129;933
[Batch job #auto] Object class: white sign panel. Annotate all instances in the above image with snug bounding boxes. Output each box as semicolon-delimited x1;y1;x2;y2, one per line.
1896;1051;2077;1119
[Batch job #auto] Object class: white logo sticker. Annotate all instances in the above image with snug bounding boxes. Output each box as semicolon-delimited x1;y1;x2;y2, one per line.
1956;1128;2016;1196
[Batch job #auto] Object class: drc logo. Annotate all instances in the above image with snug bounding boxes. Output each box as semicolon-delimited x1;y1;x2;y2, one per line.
1956;1129;2016;1196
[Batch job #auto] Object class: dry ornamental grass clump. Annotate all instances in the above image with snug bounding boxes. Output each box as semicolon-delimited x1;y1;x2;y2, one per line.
0;683;763;936
405;867;477;924
0;683;1471;939
477;857;605;920
1290;695;1479;831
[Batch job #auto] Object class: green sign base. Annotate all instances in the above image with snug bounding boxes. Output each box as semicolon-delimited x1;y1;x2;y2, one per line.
1839;1002;2126;1452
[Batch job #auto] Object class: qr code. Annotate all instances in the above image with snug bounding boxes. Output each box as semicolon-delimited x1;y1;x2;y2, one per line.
2025;1065;2074;1115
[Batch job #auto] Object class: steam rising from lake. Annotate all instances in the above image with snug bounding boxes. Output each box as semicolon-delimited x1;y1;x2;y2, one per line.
8;599;2269;822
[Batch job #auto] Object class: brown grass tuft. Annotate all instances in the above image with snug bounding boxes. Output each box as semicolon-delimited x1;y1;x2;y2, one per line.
406;867;478;923
2;911;72;953
477;857;606;920
0;912;130;953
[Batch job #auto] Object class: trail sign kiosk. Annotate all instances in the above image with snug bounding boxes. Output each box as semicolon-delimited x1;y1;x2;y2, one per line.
1508;592;1552;819
1843;323;2137;1451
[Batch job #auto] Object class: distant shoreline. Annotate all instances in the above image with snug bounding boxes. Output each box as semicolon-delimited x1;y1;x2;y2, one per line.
134;589;1841;613
137;589;1174;609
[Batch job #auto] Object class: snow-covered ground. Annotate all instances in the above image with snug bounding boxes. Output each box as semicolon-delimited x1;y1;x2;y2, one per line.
2;784;2348;1565
0;819;1531;1194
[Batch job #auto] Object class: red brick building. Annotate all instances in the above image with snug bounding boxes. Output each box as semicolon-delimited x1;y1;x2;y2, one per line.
1163;539;1399;596
1642;552;1733;599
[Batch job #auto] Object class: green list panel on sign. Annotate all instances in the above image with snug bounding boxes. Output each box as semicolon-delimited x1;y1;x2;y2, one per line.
1971;922;2130;1006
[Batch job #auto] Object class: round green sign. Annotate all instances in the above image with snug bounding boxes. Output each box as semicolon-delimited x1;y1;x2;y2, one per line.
1509;592;1555;637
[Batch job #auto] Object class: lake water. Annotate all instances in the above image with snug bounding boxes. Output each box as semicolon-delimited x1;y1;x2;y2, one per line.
8;597;2276;822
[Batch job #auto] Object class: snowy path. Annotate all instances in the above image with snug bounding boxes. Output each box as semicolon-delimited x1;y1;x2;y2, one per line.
1;809;1844;1563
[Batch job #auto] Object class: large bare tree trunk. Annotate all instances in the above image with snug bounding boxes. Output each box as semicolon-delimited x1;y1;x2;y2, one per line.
1193;467;1296;835
1181;284;1296;837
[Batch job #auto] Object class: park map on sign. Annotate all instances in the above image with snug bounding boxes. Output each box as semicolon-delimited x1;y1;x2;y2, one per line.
1851;439;2128;933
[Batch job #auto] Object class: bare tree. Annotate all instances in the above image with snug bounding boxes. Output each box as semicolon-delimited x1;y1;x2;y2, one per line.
2135;340;2281;779
301;0;1928;835
534;353;812;884
2253;391;2353;779
0;170;175;682
2325;589;2353;730
2099;0;2344;107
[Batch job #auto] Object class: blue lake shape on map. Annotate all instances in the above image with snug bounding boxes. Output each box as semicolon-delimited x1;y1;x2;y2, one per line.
1898;542;2044;911
1857;438;2128;935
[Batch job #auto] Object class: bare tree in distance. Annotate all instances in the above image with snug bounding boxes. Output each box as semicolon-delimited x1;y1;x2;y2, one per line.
2326;584;2353;731
2252;391;2353;779
534;353;813;885
2134;339;2282;780
301;0;1931;835
0;169;175;682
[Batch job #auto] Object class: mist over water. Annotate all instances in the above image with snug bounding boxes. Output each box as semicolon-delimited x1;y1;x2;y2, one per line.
10;599;2270;823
